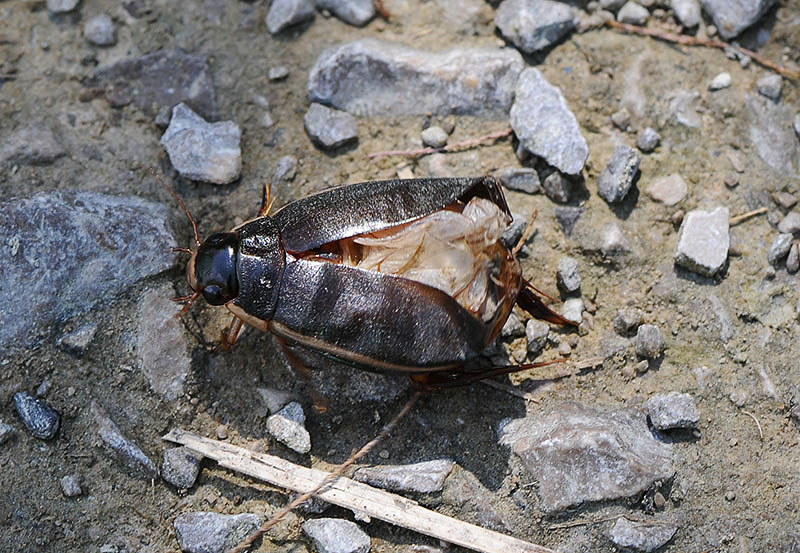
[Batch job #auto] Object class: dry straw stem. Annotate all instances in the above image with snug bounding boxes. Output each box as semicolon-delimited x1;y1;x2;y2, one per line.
606;20;800;81
729;207;767;226
163;428;557;553
367;127;513;160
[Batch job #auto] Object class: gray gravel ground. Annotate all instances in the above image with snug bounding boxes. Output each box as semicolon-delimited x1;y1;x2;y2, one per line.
1;1;799;552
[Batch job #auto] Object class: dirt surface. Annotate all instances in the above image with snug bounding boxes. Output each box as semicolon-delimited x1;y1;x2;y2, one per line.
1;1;799;552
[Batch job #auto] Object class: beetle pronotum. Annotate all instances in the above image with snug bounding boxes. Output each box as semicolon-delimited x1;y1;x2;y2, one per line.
169;176;573;395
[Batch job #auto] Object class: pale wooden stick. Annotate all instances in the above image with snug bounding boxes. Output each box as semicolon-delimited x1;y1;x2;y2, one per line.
163;429;557;553
729;207;767;226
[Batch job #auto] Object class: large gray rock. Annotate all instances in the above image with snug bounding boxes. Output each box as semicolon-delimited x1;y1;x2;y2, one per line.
160;103;242;184
307;38;523;117
0;191;175;350
89;49;217;119
495;0;576;54
674;207;730;277
499;402;673;512
700;0;777;39
746;94;799;178
174;512;262;553
510;68;589;175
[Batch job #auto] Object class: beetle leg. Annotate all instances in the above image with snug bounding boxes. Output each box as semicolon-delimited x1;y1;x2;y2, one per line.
258;183;277;217
516;281;577;327
409;359;565;392
275;337;329;413
218;315;245;350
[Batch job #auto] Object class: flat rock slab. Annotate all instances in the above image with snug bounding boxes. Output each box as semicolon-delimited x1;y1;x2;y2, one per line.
609;517;678;552
0;191;175;350
160;103;241;184
307;38;523;117
174;512;262;553
700;0;777;39
746;94;799;178
495;0;576;54
647;392;700;430
674;207;730;277
92;401;158;479
646;174;688;206
353;459;455;493
510;68;589;175
90;49;217;119
499;401;673;512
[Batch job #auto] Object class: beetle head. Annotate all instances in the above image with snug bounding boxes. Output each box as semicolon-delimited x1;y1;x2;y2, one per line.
187;232;240;305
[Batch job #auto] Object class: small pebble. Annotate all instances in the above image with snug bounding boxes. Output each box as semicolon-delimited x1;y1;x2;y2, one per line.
646;174;688;206
787;242;800;273
266;0;315;34
175;512;262;553
672;0;701;27
216;425;229;440
774;191;798;210
794;114;800;137
420;126;448;148
609;517;678;552
647;392;700;430
725;490;736;501
501;312;525;339
162;447;203;489
635;324;665;359
302;518;370;553
13;392;60;440
83;15;116;46
561;298;584;324
60;475;82;497
543;171;571;203
674;207;730;277
268;66;290;81
617;2;649;25
47;0;79;12
767;233;793;265
556;256;581;293
653;491;666;508
723;173;739;188
756;73;782;100
709;72;731;91
526;319;550;357
778;212;800;234
634;359;650;374
597;145;641;203
611;107;631;131
272;155;297;184
601;222;631;256
304;103;358;149
557;342;572;356
0;421;13;444
636;127;661;153
498;168;541;194
57;322;98;357
267;402;311;454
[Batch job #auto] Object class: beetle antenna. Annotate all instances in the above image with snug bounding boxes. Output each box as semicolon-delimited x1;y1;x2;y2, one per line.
172;247;193;254
229;391;422;553
145;166;202;248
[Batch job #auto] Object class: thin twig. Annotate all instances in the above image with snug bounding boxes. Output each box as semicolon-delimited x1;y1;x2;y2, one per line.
367;128;513;160
729;207;767;226
548;514;624;530
229;391;422;553
742;410;763;441
606;20;800;80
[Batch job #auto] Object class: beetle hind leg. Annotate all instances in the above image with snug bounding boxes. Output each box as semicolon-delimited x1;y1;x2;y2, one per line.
409;359;565;392
216;315;245;351
275;337;329;413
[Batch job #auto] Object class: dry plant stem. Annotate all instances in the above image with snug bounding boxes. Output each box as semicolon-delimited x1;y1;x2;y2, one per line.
367;128;513;160
606;20;800;80
729;207;767;226
163;420;557;553
229;391;421;553
742;410;763;440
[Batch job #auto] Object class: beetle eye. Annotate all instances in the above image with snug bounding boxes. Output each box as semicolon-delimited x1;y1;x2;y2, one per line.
195;232;239;305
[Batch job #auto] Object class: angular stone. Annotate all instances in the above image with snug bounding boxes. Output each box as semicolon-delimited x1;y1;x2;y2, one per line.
495;0;576;54
609;517;678;552
635;324;665;359
614;307;644;336
0;121;66;167
700;0;777;39
421;126;448;148
748;94;799;178
647;392;700;430
554;206;583;236
768;233;793;264
0;192;174;350
601;222;631;256
162;447;202;489
499;402;674;512
137;285;191;401
257;387;294;415
47;0;79;12
308;38;523;117
304;102;359;149
597;145;641;203
778;212;800;234
498;168;541;194
500;312;525;339
174;512;262;553
60;475;82;497
0;421;14;445
57;322;98;358
617;2;649;25
266;0;315;34
787;242;800;273
674;207;730;277
90;49;217;119
543;171;571;203
556;257;581;293
561;298;584;324
353;459;455;493
709;72;732;91
160;103;241;184
302;518;370;553
316;0;376;26
510;68;589;175
669;89;701;128
526;319;550;357
83;14;116;46
672;0;701;27
13;392;60;440
756;73;782;100
92;401;158;479
267;402;311;454
646;174;687;206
